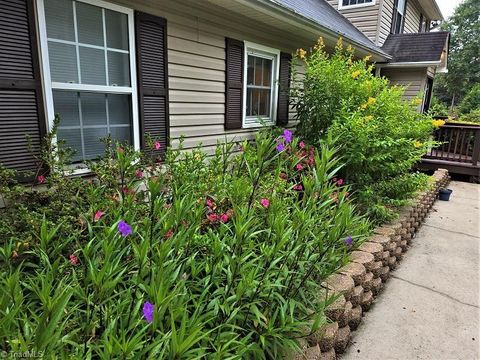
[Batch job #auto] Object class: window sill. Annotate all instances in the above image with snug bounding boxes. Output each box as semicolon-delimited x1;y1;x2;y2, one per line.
338;1;376;10
242;121;276;129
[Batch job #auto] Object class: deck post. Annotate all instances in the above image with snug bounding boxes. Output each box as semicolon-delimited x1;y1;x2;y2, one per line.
472;129;480;166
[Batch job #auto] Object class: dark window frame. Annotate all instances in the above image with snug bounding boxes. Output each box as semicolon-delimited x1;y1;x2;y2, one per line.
422;77;434;113
391;0;408;34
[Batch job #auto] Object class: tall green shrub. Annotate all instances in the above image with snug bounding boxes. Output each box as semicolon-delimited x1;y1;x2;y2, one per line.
291;38;436;223
0;130;369;358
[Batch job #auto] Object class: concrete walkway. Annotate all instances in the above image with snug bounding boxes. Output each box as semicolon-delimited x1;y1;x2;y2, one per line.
342;181;480;360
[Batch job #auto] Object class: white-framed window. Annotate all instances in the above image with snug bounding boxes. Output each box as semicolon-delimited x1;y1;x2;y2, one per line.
243;42;280;128
339;0;375;10
37;0;138;165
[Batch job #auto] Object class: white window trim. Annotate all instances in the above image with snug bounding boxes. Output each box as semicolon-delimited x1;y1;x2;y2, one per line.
242;41;280;129
338;0;376;10
36;0;139;171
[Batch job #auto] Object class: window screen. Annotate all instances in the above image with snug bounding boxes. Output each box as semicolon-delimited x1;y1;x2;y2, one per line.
244;44;279;127
342;0;374;7
43;0;133;162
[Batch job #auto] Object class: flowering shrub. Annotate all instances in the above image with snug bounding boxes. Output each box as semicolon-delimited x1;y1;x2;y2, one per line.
0;129;369;358
292;38;436;223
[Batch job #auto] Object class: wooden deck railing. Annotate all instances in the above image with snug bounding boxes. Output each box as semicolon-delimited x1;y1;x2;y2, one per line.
421;123;480;177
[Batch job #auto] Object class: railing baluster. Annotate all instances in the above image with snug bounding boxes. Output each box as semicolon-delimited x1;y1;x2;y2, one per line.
447;127;454;160
459;129;466;163
453;129;460;160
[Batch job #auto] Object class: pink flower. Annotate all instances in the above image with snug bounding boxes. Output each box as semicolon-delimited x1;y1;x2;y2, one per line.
94;210;104;222
207;213;218;222
336;178;344;186
135;170;144;178
117;147;124;154
69;254;79;266
299;141;305;149
37;175;45;184
279;172;287;180
296;163;303;171
206;199;215;208
220;213;229;223
260;198;270;209
293;184;303;191
164;229;174;239
154;141;161;150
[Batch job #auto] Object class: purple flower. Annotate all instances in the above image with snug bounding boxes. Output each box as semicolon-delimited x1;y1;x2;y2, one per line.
276;143;285;152
118;220;132;237
283;129;293;144
344;236;353;247
143;301;154;323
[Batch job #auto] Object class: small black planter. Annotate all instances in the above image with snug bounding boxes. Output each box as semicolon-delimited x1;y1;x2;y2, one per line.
439;188;453;201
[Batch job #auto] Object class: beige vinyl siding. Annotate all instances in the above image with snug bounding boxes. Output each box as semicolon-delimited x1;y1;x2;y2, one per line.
109;0;306;154
326;0;380;43
403;0;422;33
378;0;394;46
377;0;423;46
381;67;428;110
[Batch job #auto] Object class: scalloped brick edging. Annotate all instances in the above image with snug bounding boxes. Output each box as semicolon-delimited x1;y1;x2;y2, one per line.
286;169;451;360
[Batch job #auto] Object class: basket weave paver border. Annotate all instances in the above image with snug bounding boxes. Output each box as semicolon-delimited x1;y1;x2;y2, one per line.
287;169;451;360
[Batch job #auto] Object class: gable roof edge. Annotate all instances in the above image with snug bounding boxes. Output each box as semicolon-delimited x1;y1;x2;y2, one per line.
251;0;391;61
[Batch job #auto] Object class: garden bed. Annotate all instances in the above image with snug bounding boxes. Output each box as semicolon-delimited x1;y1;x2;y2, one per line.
287;169;451;360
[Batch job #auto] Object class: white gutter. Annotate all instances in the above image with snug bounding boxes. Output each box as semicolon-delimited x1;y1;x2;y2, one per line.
239;0;391;61
377;61;442;68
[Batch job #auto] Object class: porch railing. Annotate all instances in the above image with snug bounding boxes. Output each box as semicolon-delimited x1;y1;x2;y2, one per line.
421;123;480;177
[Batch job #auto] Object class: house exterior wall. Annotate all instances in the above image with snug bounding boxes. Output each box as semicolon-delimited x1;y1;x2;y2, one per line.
378;0;394;45
326;0;381;43
403;0;422;33
380;67;428;110
335;0;426;46
37;0;307;156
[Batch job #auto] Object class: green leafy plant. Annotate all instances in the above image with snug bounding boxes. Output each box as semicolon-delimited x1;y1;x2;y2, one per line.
291;38;435;223
0;128;369;358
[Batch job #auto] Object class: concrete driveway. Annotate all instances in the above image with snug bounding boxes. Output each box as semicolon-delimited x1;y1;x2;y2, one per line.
342;181;480;360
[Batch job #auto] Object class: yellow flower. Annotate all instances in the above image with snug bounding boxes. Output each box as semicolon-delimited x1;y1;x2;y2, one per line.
414;141;422;148
412;98;422;106
335;37;343;51
364;115;373;121
347;45;354;53
297;48;307;59
364;55;372;62
367;97;376;106
317;37;325;47
351;70;361;79
431;119;445;128
361;103;368;110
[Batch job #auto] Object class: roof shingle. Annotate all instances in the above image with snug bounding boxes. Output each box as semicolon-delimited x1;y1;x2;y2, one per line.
381;32;450;63
270;0;389;57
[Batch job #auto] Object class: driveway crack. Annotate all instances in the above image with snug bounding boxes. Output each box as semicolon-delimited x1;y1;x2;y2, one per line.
422;224;480;239
390;275;479;309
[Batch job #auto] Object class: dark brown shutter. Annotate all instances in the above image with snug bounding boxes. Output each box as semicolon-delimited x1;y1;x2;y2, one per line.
0;0;46;175
135;11;169;156
277;52;292;126
225;38;244;130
